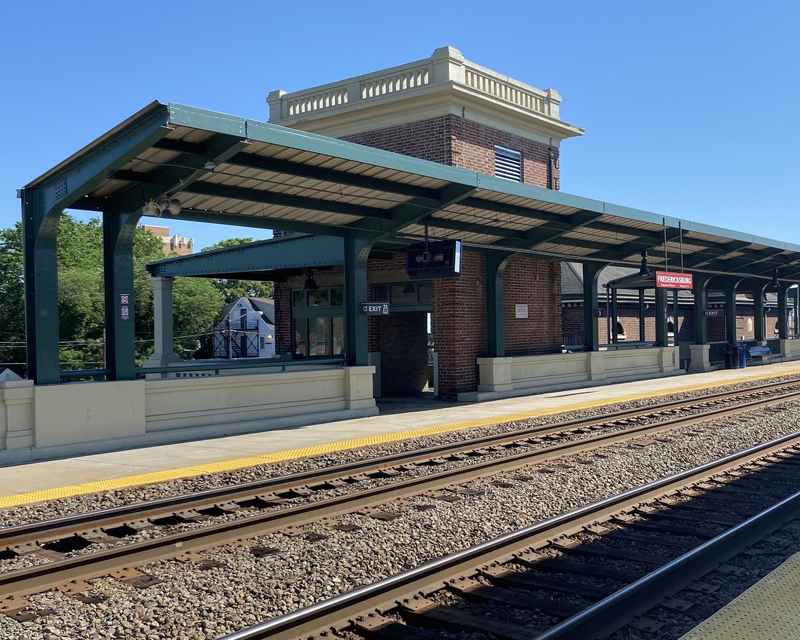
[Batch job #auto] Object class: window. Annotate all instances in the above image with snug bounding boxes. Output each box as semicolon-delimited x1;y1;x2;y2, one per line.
371;282;433;309
494;146;522;182
292;286;344;359
615;322;626;341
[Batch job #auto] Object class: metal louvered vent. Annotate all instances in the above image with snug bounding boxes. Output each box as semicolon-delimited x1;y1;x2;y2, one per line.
494;146;522;182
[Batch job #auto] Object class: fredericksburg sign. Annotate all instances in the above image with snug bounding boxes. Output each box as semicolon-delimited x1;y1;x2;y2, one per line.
655;271;694;290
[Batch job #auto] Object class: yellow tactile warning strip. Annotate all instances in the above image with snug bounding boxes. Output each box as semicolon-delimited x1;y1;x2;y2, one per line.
678;552;800;640
1;367;798;510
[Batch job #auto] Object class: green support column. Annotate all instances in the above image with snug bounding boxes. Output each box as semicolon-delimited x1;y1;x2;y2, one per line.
486;251;513;357
21;191;60;384
610;289;618;344
692;274;713;344
753;283;768;342
582;262;603;351
724;280;737;343
103;211;142;381
777;283;791;340
638;290;646;342
343;231;376;366
655;287;668;346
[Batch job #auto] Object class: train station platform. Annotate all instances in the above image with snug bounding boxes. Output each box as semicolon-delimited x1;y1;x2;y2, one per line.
679;552;800;640
2;361;800;509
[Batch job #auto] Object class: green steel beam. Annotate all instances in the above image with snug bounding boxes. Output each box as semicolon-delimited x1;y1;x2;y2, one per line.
777;283;791;339
343;231;375;366
22;104;172;384
225;154;440;200
350;183;478;236
430;218;528;240
712;248;786;272
103;211;141;380
177;208;347;237
655;287;668;347
692;273;713;345
182;180;393;220
486;251;515;357
586;228;683;263
147;235;344;278
459;196;570;224
684;240;752;270
583;262;604;351
109;132;251;213
489;210;604;249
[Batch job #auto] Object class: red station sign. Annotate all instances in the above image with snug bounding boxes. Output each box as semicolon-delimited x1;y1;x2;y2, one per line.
655;271;694;290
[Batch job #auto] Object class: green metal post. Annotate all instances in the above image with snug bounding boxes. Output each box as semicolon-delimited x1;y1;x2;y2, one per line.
777;283;791;340
638;290;646;342
610;289;618;344
692;275;710;345
103;211;141;380
655;287;668;347
486;251;513;357
753;283;767;341
724;280;737;343
21;190;60;384
582;262;603;351
344;231;376;366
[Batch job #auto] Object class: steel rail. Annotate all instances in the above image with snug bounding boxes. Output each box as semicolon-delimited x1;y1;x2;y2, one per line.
535;489;800;639
3;377;799;549
218;431;800;640
2;383;800;601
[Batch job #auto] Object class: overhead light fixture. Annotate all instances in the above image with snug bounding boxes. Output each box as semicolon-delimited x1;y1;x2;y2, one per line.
163;198;182;216
141;198;181;217
142;200;163;217
772;268;780;288
303;270;319;291
639;250;651;277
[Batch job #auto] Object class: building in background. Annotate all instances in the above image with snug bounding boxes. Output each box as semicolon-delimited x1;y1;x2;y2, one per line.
141;225;194;256
212;297;275;359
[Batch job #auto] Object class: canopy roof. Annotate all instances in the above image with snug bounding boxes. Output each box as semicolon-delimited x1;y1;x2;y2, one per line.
27;101;800;282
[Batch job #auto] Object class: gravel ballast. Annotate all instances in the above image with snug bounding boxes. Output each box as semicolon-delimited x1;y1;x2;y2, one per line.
2;390;800;638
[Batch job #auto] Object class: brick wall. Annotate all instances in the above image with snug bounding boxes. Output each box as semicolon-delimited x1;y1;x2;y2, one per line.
503;257;562;355
433;252;487;399
343;114;557;188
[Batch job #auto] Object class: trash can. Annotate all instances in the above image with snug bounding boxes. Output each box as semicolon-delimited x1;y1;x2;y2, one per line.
738;345;747;369
725;343;739;369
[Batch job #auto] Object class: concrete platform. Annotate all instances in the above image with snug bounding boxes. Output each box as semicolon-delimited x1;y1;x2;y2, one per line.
2;361;800;509
679;552;800;640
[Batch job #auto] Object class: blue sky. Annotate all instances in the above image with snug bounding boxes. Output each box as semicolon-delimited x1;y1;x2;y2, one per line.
1;1;797;250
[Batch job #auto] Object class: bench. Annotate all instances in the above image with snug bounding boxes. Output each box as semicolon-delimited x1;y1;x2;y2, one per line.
747;346;773;365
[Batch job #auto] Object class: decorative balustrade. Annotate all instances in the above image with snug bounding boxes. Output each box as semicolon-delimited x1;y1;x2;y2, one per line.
268;47;562;122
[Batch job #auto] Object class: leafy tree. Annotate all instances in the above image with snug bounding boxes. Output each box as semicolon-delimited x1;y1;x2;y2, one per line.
201;237;274;303
0;215;226;374
172;277;225;358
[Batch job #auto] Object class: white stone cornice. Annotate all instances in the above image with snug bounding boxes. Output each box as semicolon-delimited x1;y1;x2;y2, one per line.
267;46;584;144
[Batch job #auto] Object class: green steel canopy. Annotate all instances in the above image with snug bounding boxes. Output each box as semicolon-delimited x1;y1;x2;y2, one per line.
26;101;800;282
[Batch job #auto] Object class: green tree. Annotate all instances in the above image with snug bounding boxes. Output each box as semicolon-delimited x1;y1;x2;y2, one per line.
172;277;225;357
201;237;274;303
0;215;226;373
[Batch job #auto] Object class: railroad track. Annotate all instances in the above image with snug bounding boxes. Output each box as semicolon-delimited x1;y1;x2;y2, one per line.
2;377;799;551
2;378;800;622
221;433;800;640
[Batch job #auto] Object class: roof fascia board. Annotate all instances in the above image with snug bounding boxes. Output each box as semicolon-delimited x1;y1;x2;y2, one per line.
147;234;344;277
174;208;347;237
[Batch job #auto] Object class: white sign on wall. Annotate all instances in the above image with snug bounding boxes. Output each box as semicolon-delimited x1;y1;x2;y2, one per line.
515;304;529;319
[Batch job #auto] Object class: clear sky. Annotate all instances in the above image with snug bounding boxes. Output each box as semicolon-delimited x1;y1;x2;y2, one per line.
1;0;797;251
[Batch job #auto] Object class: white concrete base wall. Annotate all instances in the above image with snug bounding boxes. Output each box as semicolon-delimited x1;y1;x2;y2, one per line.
0;366;376;465
782;339;800;360
460;347;682;402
